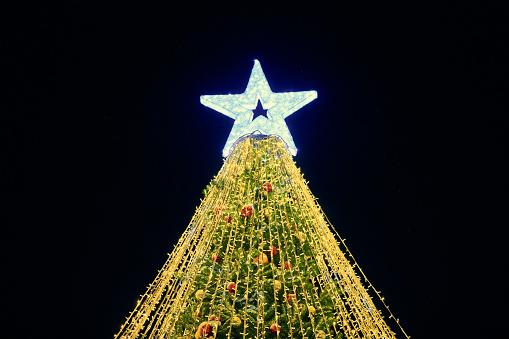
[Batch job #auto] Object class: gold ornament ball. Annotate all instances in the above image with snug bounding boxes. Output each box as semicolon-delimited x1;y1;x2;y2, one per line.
259;253;268;264
253;253;268;265
231;316;242;327
273;280;282;291
195;290;205;300
298;232;306;242
308;306;316;315
316;330;326;339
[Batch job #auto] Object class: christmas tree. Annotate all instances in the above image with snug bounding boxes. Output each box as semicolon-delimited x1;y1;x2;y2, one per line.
115;61;408;339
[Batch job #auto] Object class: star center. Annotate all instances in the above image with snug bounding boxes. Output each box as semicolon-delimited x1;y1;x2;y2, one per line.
252;99;268;121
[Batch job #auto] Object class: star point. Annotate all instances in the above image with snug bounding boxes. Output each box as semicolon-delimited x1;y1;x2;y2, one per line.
200;60;317;157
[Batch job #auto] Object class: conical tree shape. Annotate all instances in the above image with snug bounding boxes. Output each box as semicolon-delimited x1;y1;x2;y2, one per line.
115;135;401;339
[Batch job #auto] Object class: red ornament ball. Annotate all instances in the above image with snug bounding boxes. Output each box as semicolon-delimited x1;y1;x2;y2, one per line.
227;282;236;294
270;323;281;334
211;253;221;263
214;205;224;215
287;224;298;232
287;293;297;305
284;261;292;270
268;245;278;256
209;314;224;324
224;216;232;223
262;182;273;192
241;205;253;218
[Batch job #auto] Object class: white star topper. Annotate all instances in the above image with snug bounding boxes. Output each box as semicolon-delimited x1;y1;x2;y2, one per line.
200;60;317;157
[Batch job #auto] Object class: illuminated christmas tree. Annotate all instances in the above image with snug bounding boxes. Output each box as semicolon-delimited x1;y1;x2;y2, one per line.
115;61;408;339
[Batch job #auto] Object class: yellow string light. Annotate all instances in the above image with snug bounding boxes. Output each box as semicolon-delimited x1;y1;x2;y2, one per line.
115;135;408;339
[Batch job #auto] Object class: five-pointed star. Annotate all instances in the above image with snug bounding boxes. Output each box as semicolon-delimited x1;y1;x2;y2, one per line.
200;60;317;157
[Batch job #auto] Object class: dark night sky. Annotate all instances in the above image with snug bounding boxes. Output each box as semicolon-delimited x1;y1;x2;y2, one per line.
2;2;507;338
